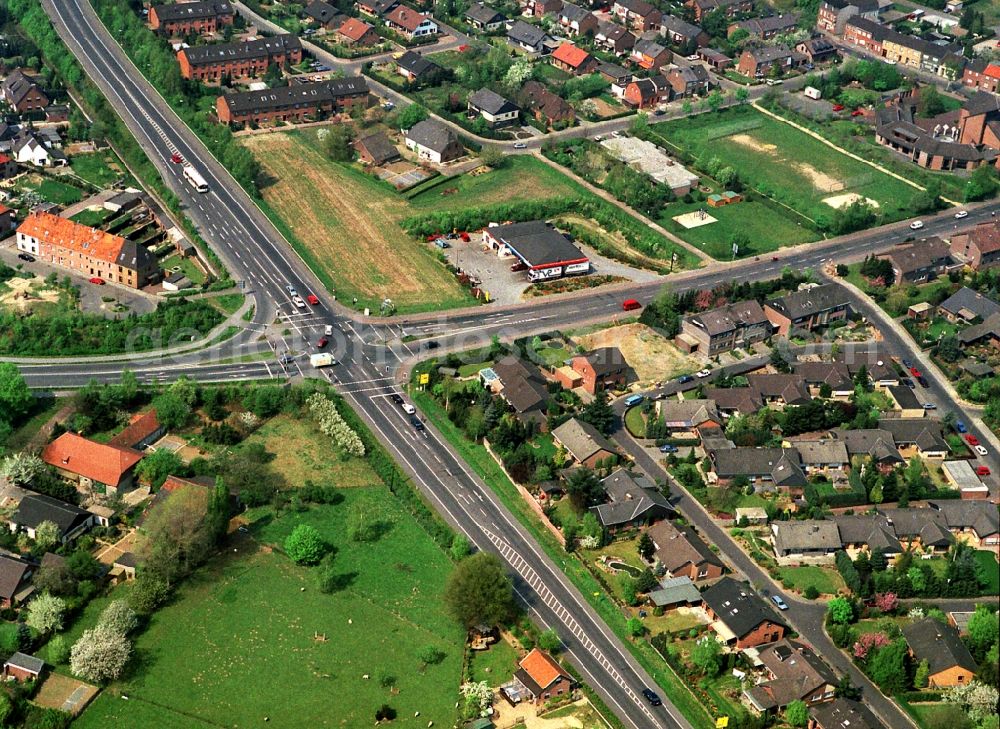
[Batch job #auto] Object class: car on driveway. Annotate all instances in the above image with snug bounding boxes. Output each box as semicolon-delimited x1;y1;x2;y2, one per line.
975;445;988;456
677;374;694;384
89;277;105;285
771;594;789;610
642;688;662;706
17;253;34;262
976;466;991;476
659;444;678;453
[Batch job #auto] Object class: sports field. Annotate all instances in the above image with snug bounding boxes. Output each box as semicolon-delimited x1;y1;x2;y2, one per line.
72;492;463;729
650;107;920;224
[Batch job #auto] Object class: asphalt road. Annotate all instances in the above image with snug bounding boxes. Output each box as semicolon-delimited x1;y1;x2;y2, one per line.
43;1;695;725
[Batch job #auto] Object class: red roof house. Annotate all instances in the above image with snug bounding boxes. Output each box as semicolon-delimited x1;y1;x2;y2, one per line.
42;432;143;493
509;648;574;705
338;17;380;45
108;409;164;450
551;42;599;76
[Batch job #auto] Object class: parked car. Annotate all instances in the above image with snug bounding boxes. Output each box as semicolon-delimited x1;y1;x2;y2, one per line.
622;298;642;311
917;375;929;388
975;466;991;476
286;284;297;296
909;367;921;377
770;594;789;610
279;354;295;365
435;239;450;249
850;109;864;116
642;688;662;707
975;445;988;456
956;420;968;433
306;294;320;305
922;402;936;410
510;261;527;272
513;142;527;149
659;444;678;453
901;358;913;368
89;277;105;285
966;434;980;446
324;324;334;336
316;336;328;349
459;232;470;242
423;340;439;350
696;369;712;378
16;253;34;262
832;104;844;111
677;374;694;384
624;394;645;407
901;378;914;389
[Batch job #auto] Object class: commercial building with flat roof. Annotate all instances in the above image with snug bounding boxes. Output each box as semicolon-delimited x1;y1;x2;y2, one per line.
483;221;589;281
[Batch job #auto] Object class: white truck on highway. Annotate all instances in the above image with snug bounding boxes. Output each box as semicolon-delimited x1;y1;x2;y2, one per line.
310;353;336;368
183;164;209;193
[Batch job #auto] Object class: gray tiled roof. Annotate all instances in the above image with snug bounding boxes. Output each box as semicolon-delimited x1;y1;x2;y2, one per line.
903;618;978;677
551;418;615;463
939;287;1000;321
181;35;301;65
702;577;786;638
590;468;672;528
406;119;458;154
766;283;848;321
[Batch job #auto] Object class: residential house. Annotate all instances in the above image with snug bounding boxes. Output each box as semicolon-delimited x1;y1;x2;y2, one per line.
771;520;842;560
746;374;810;407
612;0;662;32
2;653;44;683
743;640;838;714
303;1;346;29
809;699;885;729
383;6;438;39
507;649;573;706
216;77;370;126
938;287;1000;323
10;494;94;545
597;63;633;97
520;80;575;126
789;440;849;474
843;18;961;74
796;37;838;64
878;237;955;283
701;577;787;649
737;45;800;78
703;387;762;417
556;347;627;394
354;132;400;165
338;17;381;45
661;15;709;48
886;384;925;418
928;500;1000;549
647;519;725;581
488;357;550;425
109;410;164;450
961;58;1000;94
622;74;672;109
177;35;303;81
831;344;899;388
958;313;1000;350
465;3;507;31
522;0;563;18
842;16;885;55
557;4;598;37
647;575;703;610
697;47;732;70
41;432;143;493
0;205;16;233
357;0;399;16
877;418;949;458
677;300;771;356
0;152;16;180
591;468;673;532
709;447;807;493
551;418;616;468
405;119;464;163
0;556;32;609
630;39;672;71
1;70;49;113
950;221;1000;270
149;1;234;35
16;211;158;289
729;14;799;40
902;619;977;687
656;399;722;437
13;135;66;168
595;21;636;56
830;427;904;472
817;0;881;35
396;51;443;84
468;88;520;128
551;43;598;75
666;64;711;96
793;361;854;397
764;283;850;336
507;20;552;54
686;0;755;22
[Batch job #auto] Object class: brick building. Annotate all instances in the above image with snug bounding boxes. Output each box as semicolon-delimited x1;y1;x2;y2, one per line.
1;70;49;113
15;211;158;288
702;577;787;649
177;35;303;81
149;1;235;35
216;77;369;126
950;221;1000;270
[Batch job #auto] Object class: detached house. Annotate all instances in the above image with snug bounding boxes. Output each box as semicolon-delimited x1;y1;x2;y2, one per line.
551;418;616;468
468;88;520;128
878;237;955;283
612;0;662;32
354;132;400;165
656;399;722;437
0;556;32;609
557;3;598;36
507;20;552;54
677;300;770;356
338;18;380;46
702;577;787;649
42;432;144;494
405;119;464;163
746;374;811;407
902;619;978;687
303;0;346;29
764;284;850;336
465;3;507;31
709;447;807;493
10;494;95;545
383;6;438;38
506;649;573;706
950;220;1000;270
591;468;673;532
595;21;636;56
486;357;550;426
630;39;672;71
647;520;724;581
811;699;886;729
938;286;1000;323
396;51;444;84
555;346;627;394
1;70;49;113
521;81;575;126
744;640;837;714
551;43;598;75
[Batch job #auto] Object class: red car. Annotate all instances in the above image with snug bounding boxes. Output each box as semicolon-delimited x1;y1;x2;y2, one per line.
832;104;844;111
966;434;980;446
89;277;105;285
909;367;921;377
170;152;183;164
622;298;641;312
976;466;991;477
851;109;864;117
458;44;469;52
306;294;319;306
459;232;471;242
426;234;440;242
316;336;328;349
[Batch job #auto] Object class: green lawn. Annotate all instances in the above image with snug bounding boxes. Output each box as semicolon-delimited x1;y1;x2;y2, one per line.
3;395;62;453
160;254;207;286
74;494;463;729
974;550;1000;595
778;565;845;595
70;207;115;227
624;406;647;437
208;293;244;315
70;151;127;187
26;178;83;205
468;638;519;685
650;106;923;225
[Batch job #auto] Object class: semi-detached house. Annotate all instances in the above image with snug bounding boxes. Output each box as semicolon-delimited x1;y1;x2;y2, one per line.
612;0;662;32
763;283;850;336
177;35;303;81
817;0;881;35
677;300;770;356
950;221;1000;270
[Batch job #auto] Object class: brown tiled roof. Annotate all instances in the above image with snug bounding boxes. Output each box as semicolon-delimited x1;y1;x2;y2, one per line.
42;432;142;487
339;17;375;41
108;410;160;449
519;648;569;691
18;211;128;267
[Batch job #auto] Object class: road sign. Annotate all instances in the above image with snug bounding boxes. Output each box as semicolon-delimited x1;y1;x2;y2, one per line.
419;373;430;385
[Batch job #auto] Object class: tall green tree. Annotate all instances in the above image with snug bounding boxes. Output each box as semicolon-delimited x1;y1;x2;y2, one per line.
443;552;514;629
580;391;615;435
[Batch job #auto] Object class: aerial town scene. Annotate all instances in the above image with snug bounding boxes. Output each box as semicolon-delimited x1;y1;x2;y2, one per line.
0;0;996;726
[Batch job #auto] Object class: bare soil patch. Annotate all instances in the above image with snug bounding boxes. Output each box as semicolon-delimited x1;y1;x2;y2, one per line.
575;323;702;383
